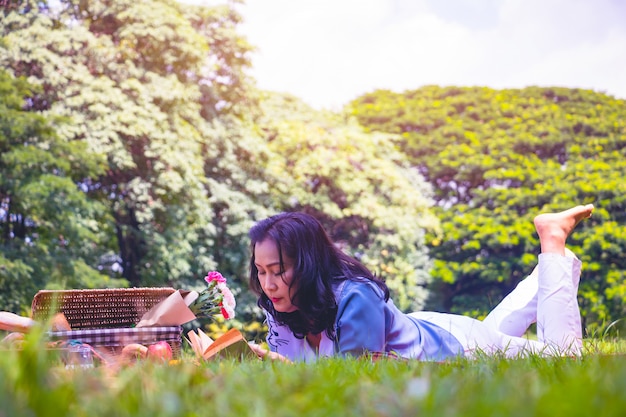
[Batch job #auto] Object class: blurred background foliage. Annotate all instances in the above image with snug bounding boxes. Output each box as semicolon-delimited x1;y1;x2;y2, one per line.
1;0;625;337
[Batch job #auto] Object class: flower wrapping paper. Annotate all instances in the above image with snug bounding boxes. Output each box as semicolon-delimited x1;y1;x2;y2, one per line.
136;290;199;327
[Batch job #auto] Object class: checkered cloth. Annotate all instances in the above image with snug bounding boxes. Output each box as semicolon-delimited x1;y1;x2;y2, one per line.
48;326;182;347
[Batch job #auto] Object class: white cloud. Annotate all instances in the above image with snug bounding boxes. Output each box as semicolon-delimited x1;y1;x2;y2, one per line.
479;0;626;92
197;0;626;109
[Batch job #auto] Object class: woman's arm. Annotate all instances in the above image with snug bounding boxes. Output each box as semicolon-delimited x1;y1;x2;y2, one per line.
335;281;387;356
0;311;35;333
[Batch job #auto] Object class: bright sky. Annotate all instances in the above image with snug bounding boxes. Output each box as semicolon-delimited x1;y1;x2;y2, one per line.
189;0;626;110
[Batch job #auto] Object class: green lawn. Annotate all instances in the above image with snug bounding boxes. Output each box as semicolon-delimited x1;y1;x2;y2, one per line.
2;332;626;417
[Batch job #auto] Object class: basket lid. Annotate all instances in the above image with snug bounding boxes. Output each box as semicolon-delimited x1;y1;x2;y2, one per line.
31;288;176;329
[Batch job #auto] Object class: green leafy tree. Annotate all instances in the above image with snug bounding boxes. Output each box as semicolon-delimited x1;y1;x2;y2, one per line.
256;92;439;311
0;70;119;313
0;0;268;316
349;86;626;331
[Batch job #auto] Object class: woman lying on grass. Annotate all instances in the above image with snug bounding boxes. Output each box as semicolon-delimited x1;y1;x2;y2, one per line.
246;204;595;362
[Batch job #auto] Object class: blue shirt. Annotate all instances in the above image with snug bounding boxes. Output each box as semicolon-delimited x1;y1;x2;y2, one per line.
265;279;463;362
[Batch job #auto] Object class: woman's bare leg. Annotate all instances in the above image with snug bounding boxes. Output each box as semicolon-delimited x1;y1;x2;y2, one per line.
483;205;593;342
535;204;593;355
534;204;594;255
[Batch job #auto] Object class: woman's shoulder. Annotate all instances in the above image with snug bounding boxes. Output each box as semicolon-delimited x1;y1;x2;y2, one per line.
335;278;386;303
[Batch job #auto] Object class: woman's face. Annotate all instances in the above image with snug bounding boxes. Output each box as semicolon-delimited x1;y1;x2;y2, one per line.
254;238;297;313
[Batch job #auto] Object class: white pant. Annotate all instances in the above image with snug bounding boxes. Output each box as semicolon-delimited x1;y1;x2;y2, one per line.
410;251;583;358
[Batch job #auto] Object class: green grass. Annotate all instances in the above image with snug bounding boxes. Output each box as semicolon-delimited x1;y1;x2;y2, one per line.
2;331;626;417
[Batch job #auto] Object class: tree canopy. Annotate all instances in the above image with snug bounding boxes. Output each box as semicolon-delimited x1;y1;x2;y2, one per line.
0;0;437;321
0;69;120;313
255;92;438;310
348;86;626;330
0;0;268;312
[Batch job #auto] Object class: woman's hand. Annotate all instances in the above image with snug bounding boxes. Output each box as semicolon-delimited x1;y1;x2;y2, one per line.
0;311;36;333
247;342;292;363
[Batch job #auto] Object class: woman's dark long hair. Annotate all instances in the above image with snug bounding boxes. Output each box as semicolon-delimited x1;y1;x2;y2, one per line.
248;212;389;340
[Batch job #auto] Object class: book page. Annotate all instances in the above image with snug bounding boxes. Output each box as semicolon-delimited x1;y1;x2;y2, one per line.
187;328;258;361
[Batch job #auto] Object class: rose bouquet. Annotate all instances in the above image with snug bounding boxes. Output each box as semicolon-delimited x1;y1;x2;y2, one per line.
188;271;236;320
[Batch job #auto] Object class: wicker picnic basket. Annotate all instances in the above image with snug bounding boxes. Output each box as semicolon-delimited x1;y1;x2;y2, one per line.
31;288;183;357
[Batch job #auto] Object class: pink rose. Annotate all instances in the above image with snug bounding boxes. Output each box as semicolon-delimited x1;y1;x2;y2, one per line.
204;271;226;285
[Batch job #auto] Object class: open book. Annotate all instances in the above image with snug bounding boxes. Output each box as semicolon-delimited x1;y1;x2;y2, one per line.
187;327;258;361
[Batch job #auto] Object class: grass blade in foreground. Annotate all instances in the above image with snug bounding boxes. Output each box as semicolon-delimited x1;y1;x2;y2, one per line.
2;333;626;417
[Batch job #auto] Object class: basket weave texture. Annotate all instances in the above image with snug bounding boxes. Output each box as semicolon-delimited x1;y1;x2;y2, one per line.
31;287;177;328
31;288;182;357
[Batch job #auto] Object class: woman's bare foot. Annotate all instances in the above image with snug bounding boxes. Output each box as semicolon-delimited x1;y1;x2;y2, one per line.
534;204;594;255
